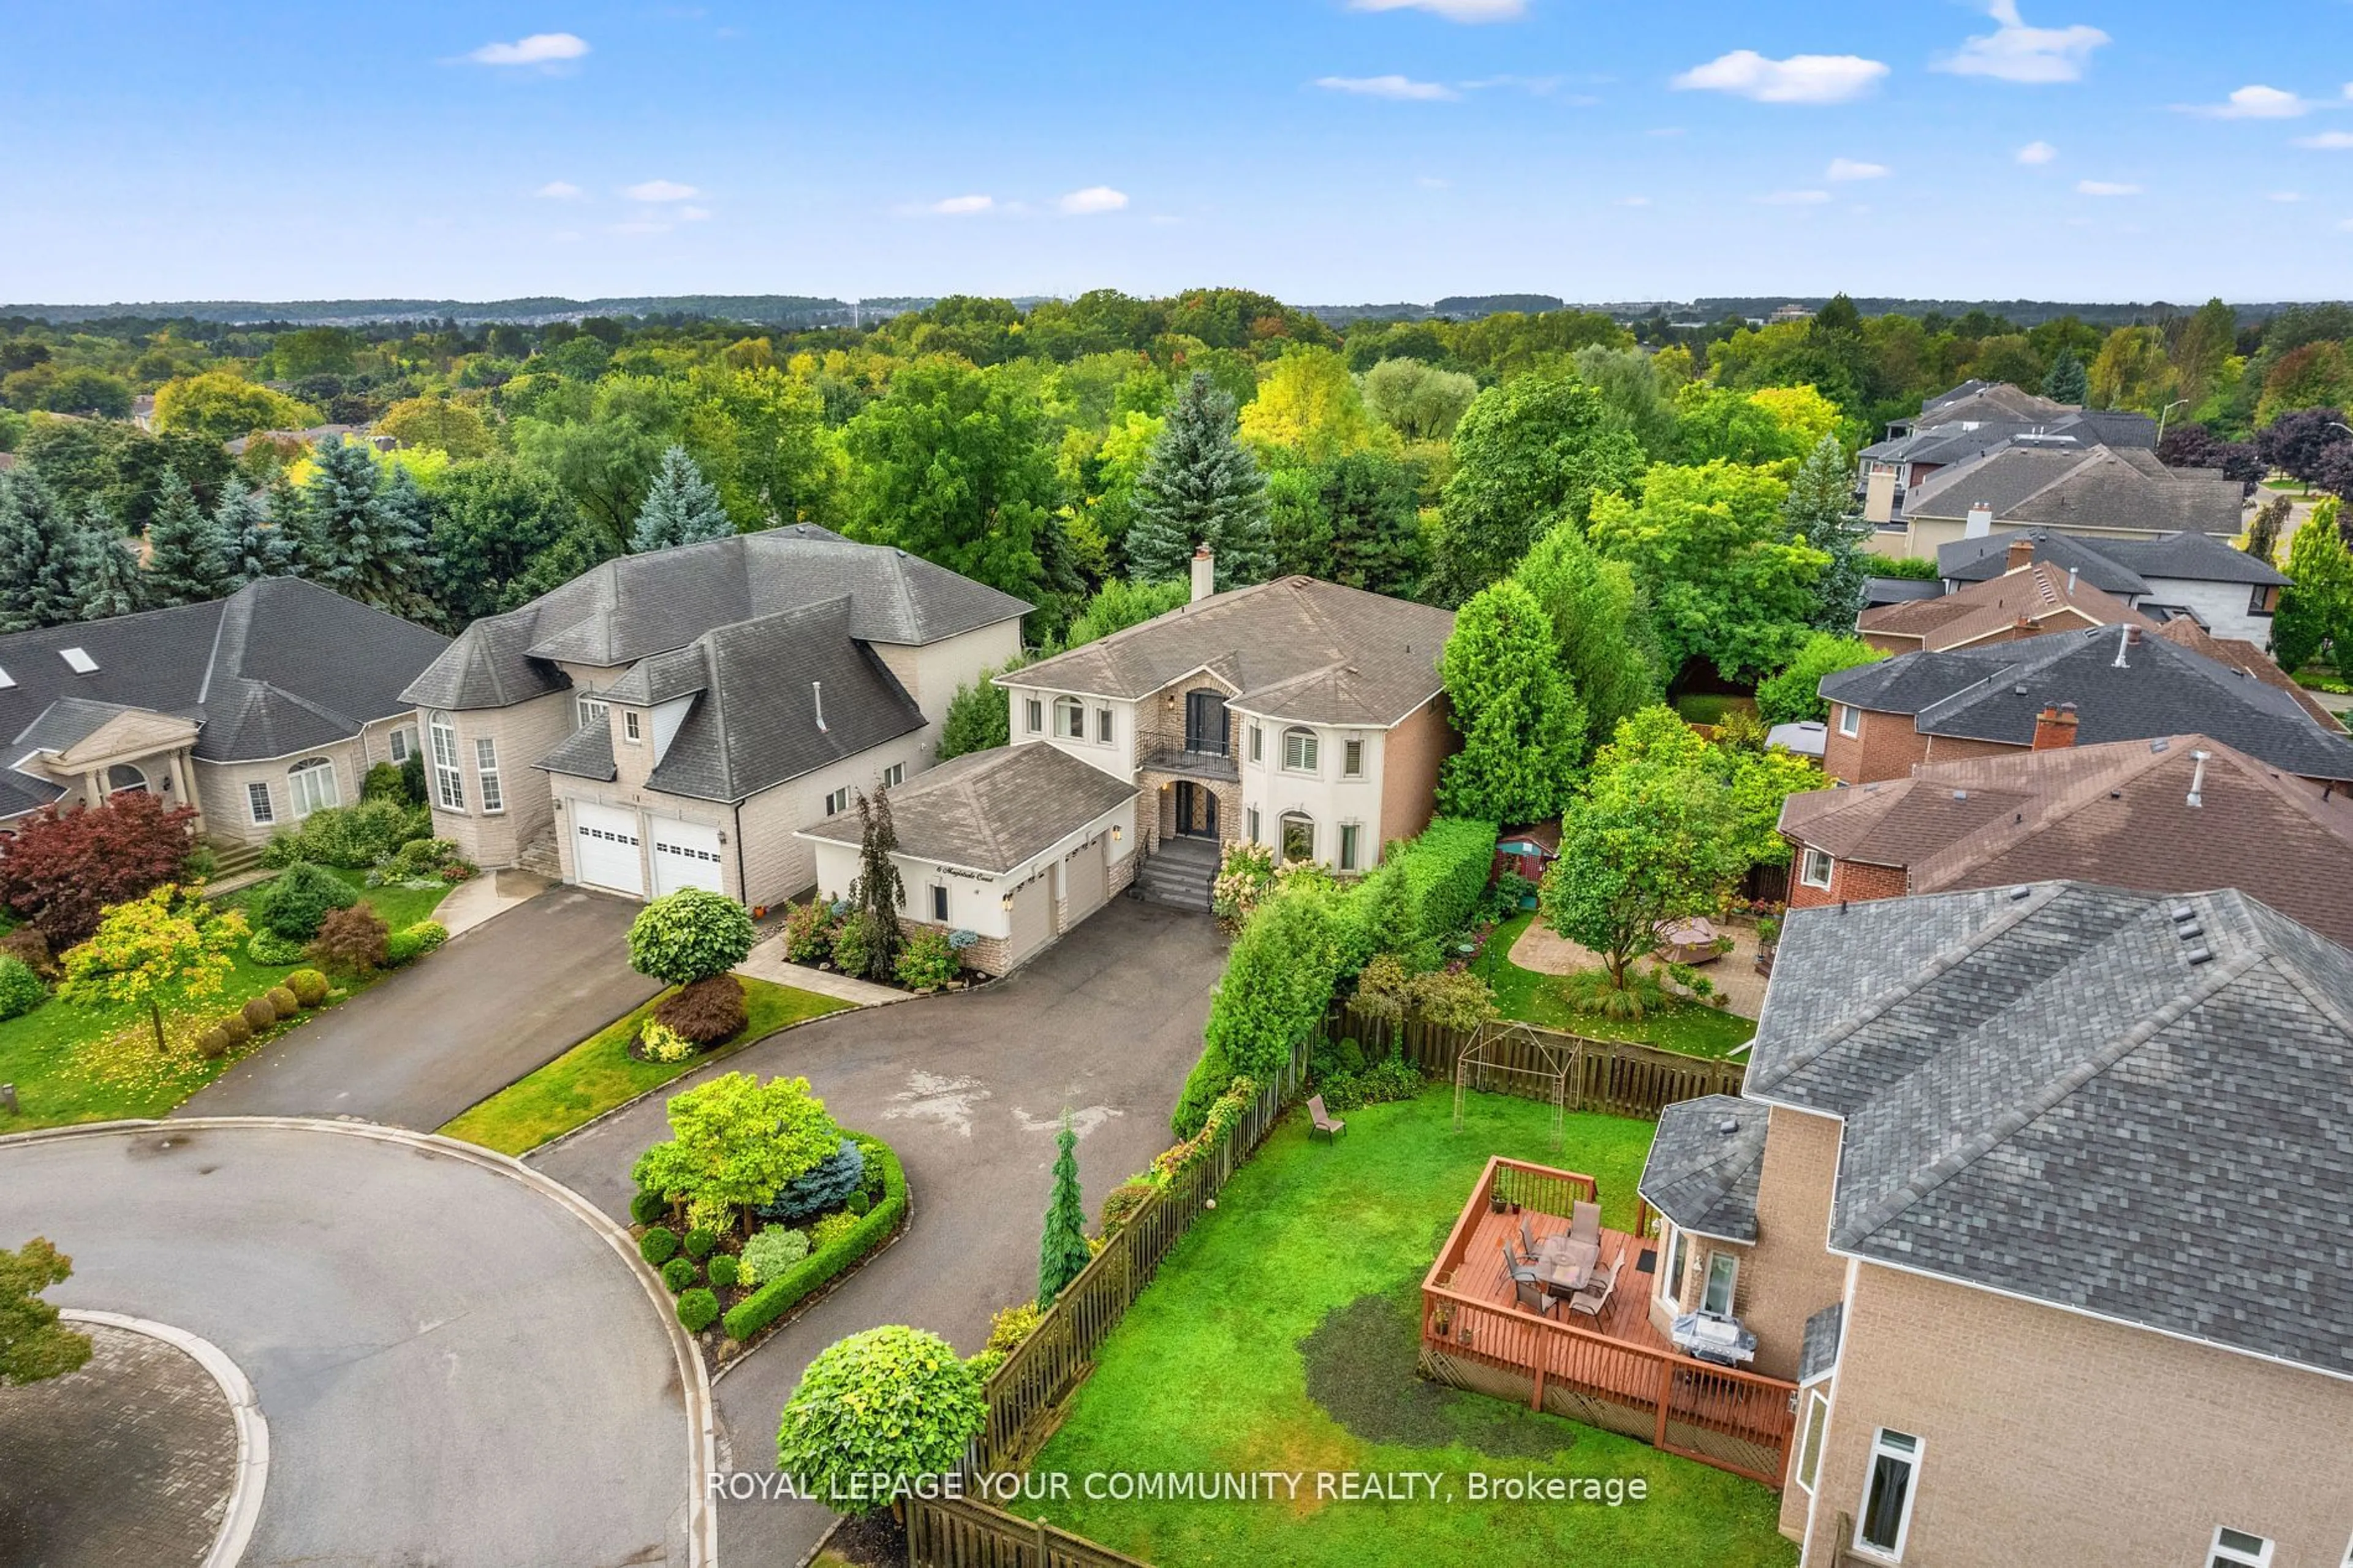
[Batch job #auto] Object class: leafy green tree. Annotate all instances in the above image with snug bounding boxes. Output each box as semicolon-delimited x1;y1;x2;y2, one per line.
59;884;246;1052
1437;580;1585;824
774;1326;986;1515
426;457;580;624
627;888;757;985
1509;523;1662;756
143;469;233;605
0;469;85;631
1783;434;1874;629
847;788;906;983
631;1071;843;1233
1126;373;1275;589
1756;633;1887;726
2042;347;2089;404
152;371;317;444
1674;384;1823;468
1063;578;1187;650
1237;346;1389;462
1;1238;93;1387
1037;1112;1091;1307
2090;327;2173;412
511;377;682;551
216;476;298;586
1570;345;1680;460
75;509;147;621
2273;498;2353;672
1587;460;1827;681
630;444;735;552
377;396;493;459
1360;357;1479;443
1316;452;1426;597
1430;373;1642;604
936;658;1028;762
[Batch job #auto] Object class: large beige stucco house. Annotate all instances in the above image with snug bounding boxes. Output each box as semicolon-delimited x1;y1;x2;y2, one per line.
398;525;1027;911
1638;881;2353;1565
0;577;448;846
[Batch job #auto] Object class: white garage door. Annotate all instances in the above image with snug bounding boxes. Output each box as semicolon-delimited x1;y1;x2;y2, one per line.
1006;872;1053;966
651;819;726;897
571;801;645;896
1063;835;1108;926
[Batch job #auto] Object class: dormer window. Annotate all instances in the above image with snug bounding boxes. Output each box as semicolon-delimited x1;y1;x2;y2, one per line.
59;647;96;675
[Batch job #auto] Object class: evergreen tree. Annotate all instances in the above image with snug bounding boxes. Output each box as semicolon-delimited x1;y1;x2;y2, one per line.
1124;373;1274;589
2042;348;2089;405
1036;1111;1091;1308
364;466;441;619
0;471;86;632
143;469;233;605
298;436;384;589
2273;498;2353;672
847;787;906;983
74;507;148;621
1510;524;1663;758
216;475;298;586
1436;579;1586;825
629;445;733;553
1784;435;1874;631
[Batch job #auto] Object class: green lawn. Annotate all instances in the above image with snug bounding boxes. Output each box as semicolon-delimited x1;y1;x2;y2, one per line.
1471;914;1757;1059
1669;694;1756;727
436;975;851;1155
1011;1088;1795;1568
0;868;452;1134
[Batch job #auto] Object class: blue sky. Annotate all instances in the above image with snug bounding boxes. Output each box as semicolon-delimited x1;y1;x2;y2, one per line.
6;0;2353;306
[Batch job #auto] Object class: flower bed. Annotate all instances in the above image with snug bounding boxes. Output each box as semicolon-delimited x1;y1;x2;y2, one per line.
774;898;991;996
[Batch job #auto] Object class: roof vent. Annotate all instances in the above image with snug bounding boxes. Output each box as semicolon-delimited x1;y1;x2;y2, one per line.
2012;683;2028;695
1952;789;1968;801
1717;1116;1740;1137
2175;920;2203;941
2169;903;2197;922
812;680;827;732
2150;737;2170;754
59;647;96;675
2185;944;2215;966
2008;886;2033;901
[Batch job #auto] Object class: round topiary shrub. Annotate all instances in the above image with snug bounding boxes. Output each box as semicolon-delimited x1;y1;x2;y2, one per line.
246;929;308;966
629;1190;670;1227
255;860;358;941
240;995;278;1032
683;1227;717;1260
654;973;749;1045
739;1225;810;1287
386;920;449;965
639;1226;680;1265
706;1254;740;1289
846;1189;871;1218
626;888;756;987
775;1327;987;1515
676;1287;720;1333
283;968;331;1007
661;1256;697;1294
216;1012;253;1047
0;926;56;982
265;985;300;1020
0;954;47;1021
195;1024;235;1059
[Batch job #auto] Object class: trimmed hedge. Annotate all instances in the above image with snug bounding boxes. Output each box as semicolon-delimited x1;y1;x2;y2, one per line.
722;1132;906;1344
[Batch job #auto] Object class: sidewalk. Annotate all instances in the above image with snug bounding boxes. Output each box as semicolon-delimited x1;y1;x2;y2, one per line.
436;867;553;939
735;933;905;1007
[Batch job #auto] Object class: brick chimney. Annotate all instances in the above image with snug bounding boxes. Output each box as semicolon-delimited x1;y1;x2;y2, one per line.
2032;702;2080;750
2005;536;2036;572
1190;543;1216;604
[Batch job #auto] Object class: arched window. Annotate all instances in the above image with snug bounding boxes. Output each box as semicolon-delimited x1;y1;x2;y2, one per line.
1281;727;1319;773
1279;812;1316;865
105;763;148;796
1054;695;1086;740
289;757;339;818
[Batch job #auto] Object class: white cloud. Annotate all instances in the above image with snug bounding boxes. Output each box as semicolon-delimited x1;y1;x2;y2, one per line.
623;180;700;202
1057;186;1129;215
1348;0;1525;21
1316;74;1458;100
678;206;713;222
1934;2;2107;85
2015;140;2058;164
533;181;583;199
2295;131;2353;149
2075;179;2141;196
1827;157;1890;180
1671;51;1888;105
929;194;993;215
1756;189;1833;205
2180;84;2311;119
466;32;589;66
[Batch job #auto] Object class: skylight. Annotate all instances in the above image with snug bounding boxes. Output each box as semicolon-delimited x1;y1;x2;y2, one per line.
0;666;13;690
59;647;97;675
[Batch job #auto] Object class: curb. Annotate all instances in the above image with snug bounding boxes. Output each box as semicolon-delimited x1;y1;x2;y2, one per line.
61;1309;268;1568
6;1117;720;1568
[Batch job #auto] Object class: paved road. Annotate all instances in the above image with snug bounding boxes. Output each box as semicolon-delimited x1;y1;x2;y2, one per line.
183;887;661;1129
531;896;1227;1567
0;1121;701;1568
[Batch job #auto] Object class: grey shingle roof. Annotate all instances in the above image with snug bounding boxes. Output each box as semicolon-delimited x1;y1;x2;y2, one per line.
1007;577;1454;727
0;578;449;817
1820;625;2353;783
403;525;1029;710
798;741;1138;875
1904;447;2243;537
539;719;616;782
1637;1094;1765;1243
1746;881;2353;1380
1799;1303;1844;1382
1937;531;2153;596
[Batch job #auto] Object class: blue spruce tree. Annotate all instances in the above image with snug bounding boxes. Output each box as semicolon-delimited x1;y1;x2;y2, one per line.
0;470;86;631
216;476;298;586
1124;373;1274;589
144;469;234;605
629;445;734;553
75;506;149;622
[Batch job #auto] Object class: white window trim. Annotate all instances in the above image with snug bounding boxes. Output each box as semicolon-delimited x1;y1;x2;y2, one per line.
246;781;275;825
930;884;949;922
1836;703;1860;738
1248;723;1262;763
1096;706;1113;744
1794;1389;1828;1494
1660;1224;1688;1314
882;762;904;788
1854;1429;1923;1562
388;727;411;763
475;737;504;815
289;757;339;819
1339;821;1362;872
1025;697;1044;734
825;787;849;816
429;714;464;812
1281;726;1319;775
1055;695;1085;741
1279;811;1315;864
623;710;643;746
577;694;609;729
1703;1251;1738;1316
1800;847;1834;890
2210;1528;2274;1568
1342;737;1363;778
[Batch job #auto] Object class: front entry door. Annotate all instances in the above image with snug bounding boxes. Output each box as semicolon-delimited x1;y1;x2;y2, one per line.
1174;781;1219;839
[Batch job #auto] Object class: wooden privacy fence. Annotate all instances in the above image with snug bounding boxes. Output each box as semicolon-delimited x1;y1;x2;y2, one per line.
1332;1002;1747;1121
906;1494;1151;1568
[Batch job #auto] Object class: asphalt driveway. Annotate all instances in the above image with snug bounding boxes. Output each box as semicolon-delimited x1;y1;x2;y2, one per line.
0;1121;703;1567
529;896;1228;1567
183;887;661;1129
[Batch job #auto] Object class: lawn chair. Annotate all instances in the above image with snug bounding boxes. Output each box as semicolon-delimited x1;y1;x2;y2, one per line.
1569;1199;1602;1249
1513;1273;1560;1319
1308;1094;1347;1142
1570;1244;1624;1319
1518;1213;1553;1260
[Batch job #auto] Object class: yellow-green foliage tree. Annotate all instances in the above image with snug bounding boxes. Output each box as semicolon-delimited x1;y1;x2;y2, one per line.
152;371;319;444
1237;346;1391;463
58;884;247;1051
631;1072;843;1233
377;396;494;459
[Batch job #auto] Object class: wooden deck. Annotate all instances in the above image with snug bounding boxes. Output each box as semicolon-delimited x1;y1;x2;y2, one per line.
1420;1157;1800;1488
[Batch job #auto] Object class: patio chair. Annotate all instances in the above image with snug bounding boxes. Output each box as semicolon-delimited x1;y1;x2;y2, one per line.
1570;1244;1625;1319
1518;1213;1553;1259
1569;1200;1602;1249
1512;1274;1559;1320
1308;1094;1346;1142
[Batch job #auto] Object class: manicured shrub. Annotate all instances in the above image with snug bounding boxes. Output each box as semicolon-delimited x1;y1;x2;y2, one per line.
738;1226;811;1287
846;1189;870;1217
363;761;411;802
265;985;301;1020
1315;1057;1425;1113
307;903;390;975
1097;1180;1159;1238
246;928;307;966
637;1018;697;1064
724;1138;906;1342
0;925;57;982
809;1211;858;1251
261;797;429;870
654;974;748;1045
683;1227;718;1260
773;1326;985;1516
780;900;833;963
631;1072;843;1235
216;1011;253;1047
639;1226;680;1265
676;1287;720;1333
706;1254;740;1289
828;909;879;978
195;1023;235;1059
0;955;46;1021
283;968;330;1007
893;929;958;991
629;1190;670;1227
757;1138;865;1225
968;1299;1046;1377
384;920;448;966
661;1256;698;1293
626;888;755;986
254;861;357;941
240;995;278;1032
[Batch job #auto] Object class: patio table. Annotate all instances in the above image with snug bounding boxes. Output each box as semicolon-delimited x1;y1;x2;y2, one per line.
1542;1239;1601;1297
